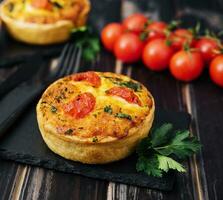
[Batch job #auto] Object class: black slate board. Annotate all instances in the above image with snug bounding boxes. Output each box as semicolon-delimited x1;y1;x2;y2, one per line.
0;102;190;191
0;27;63;68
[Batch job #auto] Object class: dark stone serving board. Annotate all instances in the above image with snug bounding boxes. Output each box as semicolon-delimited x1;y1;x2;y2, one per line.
0;102;190;191
0;27;63;68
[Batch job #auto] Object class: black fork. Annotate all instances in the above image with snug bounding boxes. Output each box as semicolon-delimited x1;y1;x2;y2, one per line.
55;44;82;78
0;44;82;138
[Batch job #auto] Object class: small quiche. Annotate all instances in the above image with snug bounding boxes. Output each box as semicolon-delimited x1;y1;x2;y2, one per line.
36;71;155;164
0;0;90;44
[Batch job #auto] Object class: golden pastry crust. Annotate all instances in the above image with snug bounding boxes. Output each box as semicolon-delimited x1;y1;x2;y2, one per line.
36;72;155;164
0;0;90;44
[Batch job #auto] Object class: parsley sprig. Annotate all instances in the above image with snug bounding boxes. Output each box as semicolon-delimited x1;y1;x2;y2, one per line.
71;26;100;62
136;123;201;177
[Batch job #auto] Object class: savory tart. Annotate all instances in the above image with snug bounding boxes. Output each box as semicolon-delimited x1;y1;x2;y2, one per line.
36;71;155;164
0;0;90;44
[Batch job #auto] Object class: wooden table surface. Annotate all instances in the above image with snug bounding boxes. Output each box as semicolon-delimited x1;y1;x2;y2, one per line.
0;0;223;199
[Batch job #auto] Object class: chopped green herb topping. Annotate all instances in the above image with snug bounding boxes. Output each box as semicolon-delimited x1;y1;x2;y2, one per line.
7;2;14;12
103;76;122;82
103;76;142;91
104;105;113;114
64;129;73;135
118;81;142;92
92;137;98;143
52;2;63;8
115;113;132;120
51;106;57;113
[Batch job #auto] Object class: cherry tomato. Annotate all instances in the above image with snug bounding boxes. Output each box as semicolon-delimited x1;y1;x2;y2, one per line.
142;39;174;71
123;13;148;34
170;50;204;81
209;55;223;87
106;87;141;105
195;37;219;64
146;21;167;42
72;71;101;87
169;28;194;51
101;23;124;51
31;0;52;10
114;33;144;63
64;92;96;119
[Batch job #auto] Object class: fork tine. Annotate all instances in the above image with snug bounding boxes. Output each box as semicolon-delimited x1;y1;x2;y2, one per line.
54;43;70;77
65;46;82;75
72;46;82;74
64;46;79;76
54;43;82;80
56;44;69;67
58;44;76;77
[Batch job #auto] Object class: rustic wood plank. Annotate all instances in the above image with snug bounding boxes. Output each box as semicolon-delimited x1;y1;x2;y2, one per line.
105;1;195;200
15;167;107;200
182;71;223;200
0;160;19;200
173;2;223;199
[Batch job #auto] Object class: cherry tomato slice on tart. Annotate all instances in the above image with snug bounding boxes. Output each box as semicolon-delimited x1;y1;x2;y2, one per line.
106;86;141;106
72;71;101;88
63;92;96;119
31;0;53;10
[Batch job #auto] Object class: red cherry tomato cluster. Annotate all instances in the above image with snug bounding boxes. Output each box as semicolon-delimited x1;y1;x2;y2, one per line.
101;13;223;87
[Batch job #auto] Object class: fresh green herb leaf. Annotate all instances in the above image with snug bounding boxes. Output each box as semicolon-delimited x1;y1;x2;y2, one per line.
115;113;132;120
104;105;113;114
150;123;173;147
157;155;186;173
136;155;163;177
71;26;87;33
104;77;142;92
136;137;152;156
154;130;201;159
51;106;57;113
71;26;100;62
118;81;142;92
64;129;73;135
136;123;201;177
92;137;98;143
